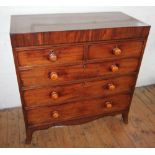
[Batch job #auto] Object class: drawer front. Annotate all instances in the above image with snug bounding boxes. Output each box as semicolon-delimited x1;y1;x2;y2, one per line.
24;75;135;107
27;94;131;125
85;58;139;78
88;41;143;60
20;64;84;87
20;58;139;87
17;45;84;66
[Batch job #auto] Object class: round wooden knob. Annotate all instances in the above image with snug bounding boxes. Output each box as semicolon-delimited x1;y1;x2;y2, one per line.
110;64;119;72
105;101;112;108
52;111;59;118
113;47;121;56
51;91;59;100
107;83;116;90
50;72;58;80
49;51;57;62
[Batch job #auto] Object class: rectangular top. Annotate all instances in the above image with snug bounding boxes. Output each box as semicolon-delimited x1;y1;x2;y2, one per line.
10;12;148;34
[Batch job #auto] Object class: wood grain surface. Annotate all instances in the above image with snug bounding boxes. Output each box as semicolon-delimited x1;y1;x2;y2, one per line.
0;85;155;147
10;12;150;143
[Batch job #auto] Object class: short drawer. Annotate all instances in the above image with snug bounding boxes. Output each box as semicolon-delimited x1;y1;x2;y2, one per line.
17;45;84;66
85;58;139;78
88;41;143;60
24;75;135;108
27;94;131;125
20;58;139;87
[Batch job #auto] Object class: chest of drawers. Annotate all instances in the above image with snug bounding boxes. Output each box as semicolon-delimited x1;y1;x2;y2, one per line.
10;12;150;144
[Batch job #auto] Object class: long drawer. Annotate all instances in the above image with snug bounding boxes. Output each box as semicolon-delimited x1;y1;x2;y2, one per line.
20;58;139;87
27;94;131;126
23;75;135;108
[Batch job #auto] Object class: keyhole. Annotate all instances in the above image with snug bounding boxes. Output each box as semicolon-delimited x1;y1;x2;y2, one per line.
83;64;86;69
82;82;87;87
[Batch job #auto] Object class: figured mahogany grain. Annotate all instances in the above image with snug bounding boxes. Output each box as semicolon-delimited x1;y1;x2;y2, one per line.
23;75;135;108
11;27;150;47
10;12;150;143
88;40;143;60
17;45;84;67
19;58;139;87
10;12;150;47
27;94;131;126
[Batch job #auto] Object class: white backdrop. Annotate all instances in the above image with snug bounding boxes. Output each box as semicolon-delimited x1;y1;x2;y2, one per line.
0;6;155;109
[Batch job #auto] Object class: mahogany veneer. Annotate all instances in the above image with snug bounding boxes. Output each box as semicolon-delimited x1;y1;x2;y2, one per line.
10;12;150;144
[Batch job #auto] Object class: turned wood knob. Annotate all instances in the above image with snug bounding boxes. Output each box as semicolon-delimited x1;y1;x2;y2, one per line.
107;83;116;90
110;64;119;72
51;91;59;100
50;72;58;80
105;101;112;108
52;111;59;118
49;51;57;62
113;47;122;56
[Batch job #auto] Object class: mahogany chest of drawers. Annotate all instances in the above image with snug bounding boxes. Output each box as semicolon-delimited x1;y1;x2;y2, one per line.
10;12;150;143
